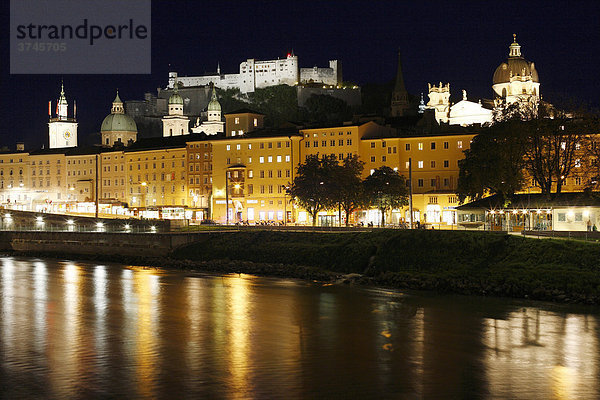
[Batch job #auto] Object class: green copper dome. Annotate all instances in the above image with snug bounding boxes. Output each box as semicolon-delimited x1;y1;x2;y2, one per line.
101;113;137;133
169;92;184;105
207;88;221;112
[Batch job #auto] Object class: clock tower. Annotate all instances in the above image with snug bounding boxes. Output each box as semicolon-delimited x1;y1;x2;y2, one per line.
48;83;78;149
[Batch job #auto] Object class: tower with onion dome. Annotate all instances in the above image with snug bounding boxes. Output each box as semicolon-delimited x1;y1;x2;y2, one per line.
162;82;190;137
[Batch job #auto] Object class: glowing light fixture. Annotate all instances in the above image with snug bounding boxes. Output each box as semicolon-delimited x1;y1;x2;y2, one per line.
66;219;74;225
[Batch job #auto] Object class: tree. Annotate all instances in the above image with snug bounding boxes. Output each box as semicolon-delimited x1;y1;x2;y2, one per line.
290;154;338;226
330;155;365;226
363;166;408;226
523;117;580;195
302;94;352;124
457;120;527;203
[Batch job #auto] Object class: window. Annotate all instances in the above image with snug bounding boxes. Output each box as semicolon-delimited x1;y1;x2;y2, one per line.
431;179;436;187
429;196;438;204
457;141;463;149
347;139;352;146
268;170;273;178
405;143;410;151
276;155;282;163
417;179;424;187
259;157;264;163
235;117;239;124
444;160;449;168
248;184;253;194
405;161;409;169
444;178;449;187
253;118;258;127
285;155;290;162
248;157;252;163
236;144;241;150
382;141;386;148
268;142;273;149
267;156;273;163
339;139;343;146
418;161;423;168
226;144;231;151
431;161;436;168
444;141;449;149
314;141;318;148
330;140;335;146
305;141;310;148
418;142;423;150
248;170;253;178
575;158;581;168
430;142;436;150
370;143;375;148
371;156;376;162
322;141;327;147
382;156;386;162
575;177;582;185
260;170;265;178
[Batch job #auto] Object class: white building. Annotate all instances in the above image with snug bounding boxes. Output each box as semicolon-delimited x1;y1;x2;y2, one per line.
191;87;224;135
162;85;190;137
48;83;78;149
167;53;341;93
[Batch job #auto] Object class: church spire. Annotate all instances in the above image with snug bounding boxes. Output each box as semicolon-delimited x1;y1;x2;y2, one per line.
394;49;407;92
390;48;411;117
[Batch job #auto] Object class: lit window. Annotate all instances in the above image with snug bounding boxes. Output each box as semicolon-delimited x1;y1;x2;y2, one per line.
457;141;463;149
226;144;230;151
418;143;423;150
253;118;258;127
267;156;273;163
418;161;423;168
285;155;290;162
248;144;252;149
259;157;264;163
236;144;241;150
277;155;282;162
235;117;240;124
405;161;409;169
370;169;375;175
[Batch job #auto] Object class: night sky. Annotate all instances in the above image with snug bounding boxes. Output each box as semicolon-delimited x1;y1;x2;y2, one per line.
1;1;599;149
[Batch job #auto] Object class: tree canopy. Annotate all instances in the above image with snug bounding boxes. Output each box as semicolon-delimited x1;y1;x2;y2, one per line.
363;166;408;226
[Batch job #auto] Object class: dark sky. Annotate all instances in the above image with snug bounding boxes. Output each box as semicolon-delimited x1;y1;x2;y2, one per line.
1;1;599;149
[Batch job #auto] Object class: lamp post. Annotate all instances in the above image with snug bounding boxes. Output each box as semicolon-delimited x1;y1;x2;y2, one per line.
225;170;229;225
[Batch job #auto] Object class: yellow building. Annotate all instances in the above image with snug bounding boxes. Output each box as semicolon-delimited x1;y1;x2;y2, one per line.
65;150;99;212
224;109;265;137
186;140;213;220
0;148;30;209
210;128;302;224
124;136;193;216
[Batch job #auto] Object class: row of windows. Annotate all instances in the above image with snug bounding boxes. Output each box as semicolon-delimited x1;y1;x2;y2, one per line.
189;177;212;185
248;169;291;179
0;159;24;164
131;161;185;170
370;140;464;150
415;178;455;188
304;131;352;138
306;139;352;148
226;141;290;151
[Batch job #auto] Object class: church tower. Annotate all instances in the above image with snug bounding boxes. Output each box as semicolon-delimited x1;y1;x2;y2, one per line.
390;49;411;117
162;82;189;137
426;82;450;123
101;90;138;146
48;83;78;149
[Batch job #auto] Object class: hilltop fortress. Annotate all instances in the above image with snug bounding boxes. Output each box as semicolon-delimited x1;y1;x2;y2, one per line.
167;52;342;93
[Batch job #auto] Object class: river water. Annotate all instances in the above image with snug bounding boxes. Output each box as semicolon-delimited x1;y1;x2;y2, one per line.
0;256;599;399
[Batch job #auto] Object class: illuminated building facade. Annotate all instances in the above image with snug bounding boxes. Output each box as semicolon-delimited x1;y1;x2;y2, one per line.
167;53;341;94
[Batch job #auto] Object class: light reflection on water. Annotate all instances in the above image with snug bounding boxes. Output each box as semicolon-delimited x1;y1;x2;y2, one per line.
0;256;599;399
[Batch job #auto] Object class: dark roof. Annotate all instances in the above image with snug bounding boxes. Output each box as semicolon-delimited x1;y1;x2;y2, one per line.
458;192;600;210
29;146;102;156
224;108;264;116
211;127;301;140
124;132;208;152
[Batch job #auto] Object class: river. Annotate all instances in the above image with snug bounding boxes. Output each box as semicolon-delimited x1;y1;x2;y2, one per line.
0;256;599;399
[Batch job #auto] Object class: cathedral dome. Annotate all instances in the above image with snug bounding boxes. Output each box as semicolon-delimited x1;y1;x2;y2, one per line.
493;59;539;85
493;35;539;85
101;113;137;133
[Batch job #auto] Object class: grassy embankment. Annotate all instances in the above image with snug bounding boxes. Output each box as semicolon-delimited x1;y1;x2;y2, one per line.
172;230;600;304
